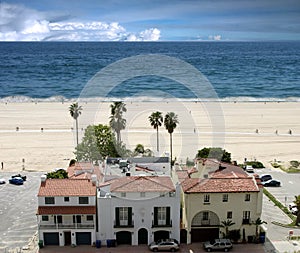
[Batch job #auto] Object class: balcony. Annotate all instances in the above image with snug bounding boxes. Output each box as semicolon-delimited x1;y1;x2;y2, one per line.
39;223;95;229
242;219;251;225
152;220;172;228
113;220;134;228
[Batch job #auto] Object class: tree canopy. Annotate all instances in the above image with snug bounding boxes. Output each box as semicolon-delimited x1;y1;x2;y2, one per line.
196;147;231;163
74;124;121;162
47;169;68;179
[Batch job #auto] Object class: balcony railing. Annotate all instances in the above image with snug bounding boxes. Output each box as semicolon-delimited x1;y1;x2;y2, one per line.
39;223;95;229
113;220;134;228
152;220;172;228
242;219;251;225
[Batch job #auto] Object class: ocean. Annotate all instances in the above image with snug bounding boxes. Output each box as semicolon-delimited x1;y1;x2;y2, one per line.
0;41;300;102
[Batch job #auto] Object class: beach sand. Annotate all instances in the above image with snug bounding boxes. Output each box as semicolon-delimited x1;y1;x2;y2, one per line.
0;101;299;172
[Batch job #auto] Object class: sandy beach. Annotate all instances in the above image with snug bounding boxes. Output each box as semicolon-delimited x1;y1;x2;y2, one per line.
0;101;299;172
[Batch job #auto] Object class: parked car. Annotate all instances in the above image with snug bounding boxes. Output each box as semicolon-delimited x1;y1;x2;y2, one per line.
288;203;298;215
245;165;254;173
261;179;281;187
260;174;272;182
9;177;24;185
203;239;233;252
12;174;27;181
0;178;5;184
149;238;179;252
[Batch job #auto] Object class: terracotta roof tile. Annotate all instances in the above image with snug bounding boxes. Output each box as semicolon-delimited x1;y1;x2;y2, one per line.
181;177;259;193
105;176;175;192
67;162;103;181
38;179;96;196
37;206;96;215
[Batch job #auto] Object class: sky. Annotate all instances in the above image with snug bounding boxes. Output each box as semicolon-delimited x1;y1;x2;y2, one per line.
0;0;300;41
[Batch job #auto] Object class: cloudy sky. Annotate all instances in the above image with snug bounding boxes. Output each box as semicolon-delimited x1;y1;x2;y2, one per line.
1;0;300;41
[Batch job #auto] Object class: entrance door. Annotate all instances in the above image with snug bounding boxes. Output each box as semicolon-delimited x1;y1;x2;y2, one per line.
138;228;148;244
64;231;71;245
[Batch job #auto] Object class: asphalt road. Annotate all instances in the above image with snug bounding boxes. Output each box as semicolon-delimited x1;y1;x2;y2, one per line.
0;171;44;252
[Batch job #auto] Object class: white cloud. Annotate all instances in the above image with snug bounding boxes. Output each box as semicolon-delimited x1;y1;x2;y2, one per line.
208;35;222;41
0;3;161;41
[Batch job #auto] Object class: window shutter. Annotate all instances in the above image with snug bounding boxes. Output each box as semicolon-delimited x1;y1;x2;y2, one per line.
166;207;171;225
154;207;158;226
128;207;132;225
115;207;120;226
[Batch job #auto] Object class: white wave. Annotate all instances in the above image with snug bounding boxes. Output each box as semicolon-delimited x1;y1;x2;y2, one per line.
1;95;300;103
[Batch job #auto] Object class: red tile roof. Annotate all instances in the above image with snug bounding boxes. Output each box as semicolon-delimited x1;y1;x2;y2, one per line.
67;162;103;181
181;177;259;193
38;179;96;196
37;206;96;215
104;176;175;192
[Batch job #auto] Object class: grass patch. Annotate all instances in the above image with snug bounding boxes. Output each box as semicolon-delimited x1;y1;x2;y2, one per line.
263;188;296;225
270;161;300;173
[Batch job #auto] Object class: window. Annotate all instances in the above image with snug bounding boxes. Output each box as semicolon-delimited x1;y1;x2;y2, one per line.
54;215;62;224
73;215;81;224
140;192;146;197
157;207;167;225
204;194;210;203
202;211;209;220
121;192;126;198
42;215;49;221
227;211;232;219
223;194;228;202
243;211;250;224
45;197;55;204
245;194;251;201
64;197;69;202
115;207;132;226
154;207;171;226
79;197;89;204
87;215;93;221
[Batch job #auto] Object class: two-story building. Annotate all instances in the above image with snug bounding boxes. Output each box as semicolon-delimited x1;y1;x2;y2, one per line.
97;175;180;246
178;159;263;244
37;176;97;246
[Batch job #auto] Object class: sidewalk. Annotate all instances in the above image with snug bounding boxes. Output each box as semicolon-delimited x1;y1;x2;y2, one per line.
39;242;265;253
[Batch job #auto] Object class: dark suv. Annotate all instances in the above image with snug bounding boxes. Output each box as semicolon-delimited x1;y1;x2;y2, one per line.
203;239;233;252
260;174;272;182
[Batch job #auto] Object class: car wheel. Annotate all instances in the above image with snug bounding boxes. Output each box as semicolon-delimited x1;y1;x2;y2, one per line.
224;248;228;252
207;248;211;252
171;248;176;252
153;248;158;252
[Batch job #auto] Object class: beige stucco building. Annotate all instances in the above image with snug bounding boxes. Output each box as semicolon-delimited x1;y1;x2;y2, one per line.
176;159;263;244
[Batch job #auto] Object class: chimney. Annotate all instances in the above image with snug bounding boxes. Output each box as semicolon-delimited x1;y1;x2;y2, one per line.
41;174;47;183
91;174;97;186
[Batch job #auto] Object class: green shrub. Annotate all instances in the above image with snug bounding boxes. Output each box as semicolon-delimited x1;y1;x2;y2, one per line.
246;161;265;168
290;160;300;168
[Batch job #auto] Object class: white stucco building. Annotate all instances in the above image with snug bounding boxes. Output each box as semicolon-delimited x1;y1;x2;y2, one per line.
97;175;180;246
37;177;97;246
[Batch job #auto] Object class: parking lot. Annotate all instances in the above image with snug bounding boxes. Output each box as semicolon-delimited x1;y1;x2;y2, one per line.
0;171;44;252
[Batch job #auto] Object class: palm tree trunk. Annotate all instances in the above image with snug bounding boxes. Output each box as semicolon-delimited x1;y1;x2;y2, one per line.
75;118;79;146
156;127;159;152
170;133;172;169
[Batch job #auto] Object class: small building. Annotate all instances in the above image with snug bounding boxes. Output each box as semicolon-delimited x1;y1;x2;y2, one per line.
97;175;180;246
179;159;263;244
37;176;97;246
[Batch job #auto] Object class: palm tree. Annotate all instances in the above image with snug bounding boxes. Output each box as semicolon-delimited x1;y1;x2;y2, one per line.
253;218;267;240
294;195;300;225
149;111;163;152
164;112;178;167
69;102;82;146
109;102;127;143
221;220;235;238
